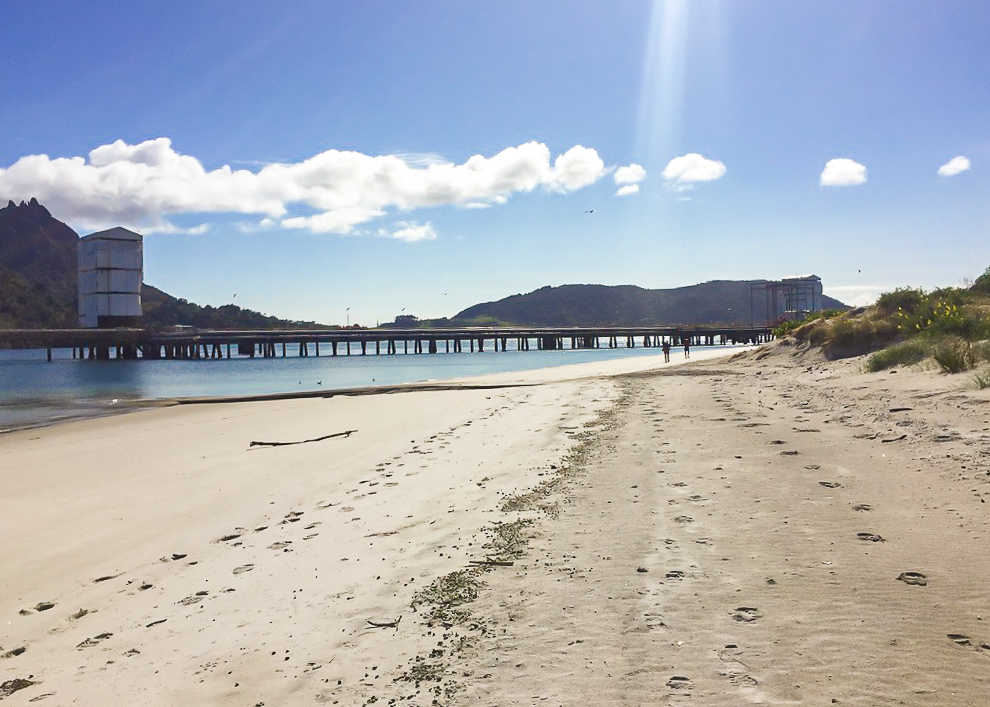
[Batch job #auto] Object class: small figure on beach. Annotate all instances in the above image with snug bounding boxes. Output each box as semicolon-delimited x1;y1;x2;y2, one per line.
662;341;671;362
684;341;690;359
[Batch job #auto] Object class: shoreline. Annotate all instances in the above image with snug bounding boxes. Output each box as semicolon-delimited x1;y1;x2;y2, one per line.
0;345;745;434
3;343;988;704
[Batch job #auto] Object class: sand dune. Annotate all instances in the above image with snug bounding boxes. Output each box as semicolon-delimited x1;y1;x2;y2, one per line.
2;344;989;705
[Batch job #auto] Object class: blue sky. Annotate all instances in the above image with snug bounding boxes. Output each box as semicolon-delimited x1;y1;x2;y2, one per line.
1;1;987;325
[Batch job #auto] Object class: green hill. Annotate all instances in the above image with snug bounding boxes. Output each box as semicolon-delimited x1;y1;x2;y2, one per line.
452;282;847;328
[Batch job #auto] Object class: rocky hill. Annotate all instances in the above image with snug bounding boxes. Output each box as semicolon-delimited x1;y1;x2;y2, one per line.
0;199;328;330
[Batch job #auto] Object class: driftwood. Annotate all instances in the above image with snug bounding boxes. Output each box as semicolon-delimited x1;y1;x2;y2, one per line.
249;430;357;448
366;616;401;629
469;559;514;567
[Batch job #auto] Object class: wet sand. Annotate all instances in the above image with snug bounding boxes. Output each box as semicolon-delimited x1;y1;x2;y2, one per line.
2;343;989;705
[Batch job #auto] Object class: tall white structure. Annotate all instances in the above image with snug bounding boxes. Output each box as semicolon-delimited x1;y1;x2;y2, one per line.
78;227;143;328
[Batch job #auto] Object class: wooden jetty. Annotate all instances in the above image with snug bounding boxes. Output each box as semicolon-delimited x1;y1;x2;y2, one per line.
0;325;775;361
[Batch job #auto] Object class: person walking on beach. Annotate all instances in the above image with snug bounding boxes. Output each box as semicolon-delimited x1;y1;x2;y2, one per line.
683;340;690;359
662;340;671;363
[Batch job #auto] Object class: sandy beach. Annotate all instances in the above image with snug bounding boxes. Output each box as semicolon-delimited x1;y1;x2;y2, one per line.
2;343;989;705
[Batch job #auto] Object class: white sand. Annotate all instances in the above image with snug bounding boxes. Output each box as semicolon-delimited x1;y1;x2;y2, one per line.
3;343;989;705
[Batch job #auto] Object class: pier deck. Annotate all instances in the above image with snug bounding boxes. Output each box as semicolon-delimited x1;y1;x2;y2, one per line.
0;325;774;361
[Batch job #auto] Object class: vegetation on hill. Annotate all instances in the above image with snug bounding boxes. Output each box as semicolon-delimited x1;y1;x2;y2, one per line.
777;270;990;379
141;285;331;330
0;198;79;328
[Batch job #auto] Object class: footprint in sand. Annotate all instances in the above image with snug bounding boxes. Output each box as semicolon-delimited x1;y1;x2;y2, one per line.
819;481;841;489
716;645;760;687
945;633;990;651
673;515;694;523
732;607;762;622
897;571;928;586
857;532;886;543
666;676;693;690
232;564;255;575
644;612;667;629
853;504;873;511
268;541;292;550
76;632;113;649
177;592;208;606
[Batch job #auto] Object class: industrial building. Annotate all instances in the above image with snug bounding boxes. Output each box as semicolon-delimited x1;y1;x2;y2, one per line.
78;227;143;328
750;275;824;326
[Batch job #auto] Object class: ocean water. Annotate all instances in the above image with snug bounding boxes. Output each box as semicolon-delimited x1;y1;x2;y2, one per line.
0;341;724;431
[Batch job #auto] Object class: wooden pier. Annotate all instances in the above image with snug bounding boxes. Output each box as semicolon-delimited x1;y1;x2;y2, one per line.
0;325;775;361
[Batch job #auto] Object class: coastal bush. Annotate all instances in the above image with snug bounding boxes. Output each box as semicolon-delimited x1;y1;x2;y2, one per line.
865;340;928;372
773;309;844;338
973;367;990;390
972;266;990;295
823;315;899;359
876;287;926;317
931;336;976;373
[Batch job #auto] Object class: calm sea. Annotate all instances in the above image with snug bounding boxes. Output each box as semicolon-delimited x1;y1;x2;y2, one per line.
0;342;725;432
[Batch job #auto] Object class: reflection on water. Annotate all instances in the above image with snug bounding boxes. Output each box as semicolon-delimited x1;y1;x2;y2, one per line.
1;343;729;431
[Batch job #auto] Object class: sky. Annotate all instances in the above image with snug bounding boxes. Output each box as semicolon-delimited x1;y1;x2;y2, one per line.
1;0;988;325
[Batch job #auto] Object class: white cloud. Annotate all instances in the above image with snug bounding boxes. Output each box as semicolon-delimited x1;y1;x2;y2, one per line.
615;184;640;197
550;145;606;191
614;163;647;185
824;284;889;307
0;137;624;237
937;155;971;177
389;222;437;243
661;153;726;189
820;158;867;186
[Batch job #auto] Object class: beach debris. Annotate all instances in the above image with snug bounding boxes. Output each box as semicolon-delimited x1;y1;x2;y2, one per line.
881;434;907;443
366;616;402;630
249;430;356;448
2;647;26;659
468;559;514;567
